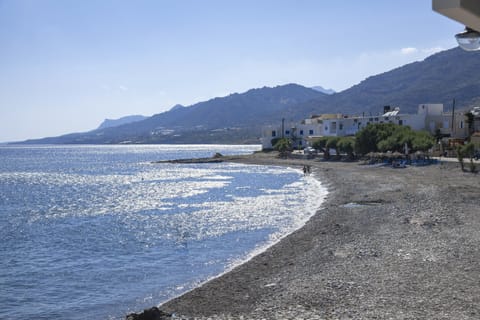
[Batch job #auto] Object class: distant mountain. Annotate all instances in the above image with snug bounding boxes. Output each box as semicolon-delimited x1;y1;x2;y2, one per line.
97;115;148;130
311;86;336;95
170;104;185;111
17;47;480;145
20;84;325;144
293;47;480;118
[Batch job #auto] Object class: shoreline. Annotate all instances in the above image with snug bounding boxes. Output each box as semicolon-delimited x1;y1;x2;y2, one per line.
151;160;327;317
130;152;480;319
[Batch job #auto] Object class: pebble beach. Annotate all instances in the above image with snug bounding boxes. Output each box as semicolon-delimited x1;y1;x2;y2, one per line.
131;152;480;319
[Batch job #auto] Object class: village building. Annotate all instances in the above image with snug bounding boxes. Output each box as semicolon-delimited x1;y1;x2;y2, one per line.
261;103;471;150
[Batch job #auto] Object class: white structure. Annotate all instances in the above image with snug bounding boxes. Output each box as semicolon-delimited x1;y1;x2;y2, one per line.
260;120;324;150
261;104;465;150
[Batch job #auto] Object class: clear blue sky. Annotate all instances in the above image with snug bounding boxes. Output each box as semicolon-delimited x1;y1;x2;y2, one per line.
0;0;462;142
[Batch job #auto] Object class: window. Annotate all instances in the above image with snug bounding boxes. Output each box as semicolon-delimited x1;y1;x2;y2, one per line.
385;117;389;121
285;130;290;135
374;117;379;121
271;130;276;137
369;118;373;121
299;130;304;135
399;120;403;126
339;123;343;130
309;129;314;135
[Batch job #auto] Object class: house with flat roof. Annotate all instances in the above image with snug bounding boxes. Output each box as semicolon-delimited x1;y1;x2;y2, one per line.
261;104;468;150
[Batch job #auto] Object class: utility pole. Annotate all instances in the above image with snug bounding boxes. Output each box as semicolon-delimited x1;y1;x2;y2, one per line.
281;118;285;139
451;98;456;138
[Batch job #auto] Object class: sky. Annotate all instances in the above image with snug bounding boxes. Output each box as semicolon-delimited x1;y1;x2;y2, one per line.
0;0;463;142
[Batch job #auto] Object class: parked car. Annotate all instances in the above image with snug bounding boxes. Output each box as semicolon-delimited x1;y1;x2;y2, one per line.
303;147;316;155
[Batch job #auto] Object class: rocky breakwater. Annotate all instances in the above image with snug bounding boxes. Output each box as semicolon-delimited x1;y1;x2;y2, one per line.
152;152;226;164
126;307;171;320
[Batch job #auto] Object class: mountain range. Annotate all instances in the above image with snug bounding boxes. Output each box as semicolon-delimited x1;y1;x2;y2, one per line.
311;86;336;95
97;115;148;130
20;47;480;145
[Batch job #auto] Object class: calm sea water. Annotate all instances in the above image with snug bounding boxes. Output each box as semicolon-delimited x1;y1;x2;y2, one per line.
0;145;327;319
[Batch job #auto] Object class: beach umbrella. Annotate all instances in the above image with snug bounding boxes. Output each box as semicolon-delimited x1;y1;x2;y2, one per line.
385;151;395;159
415;151;425;159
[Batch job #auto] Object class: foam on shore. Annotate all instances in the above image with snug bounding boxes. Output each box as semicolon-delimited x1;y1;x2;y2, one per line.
155;165;328;308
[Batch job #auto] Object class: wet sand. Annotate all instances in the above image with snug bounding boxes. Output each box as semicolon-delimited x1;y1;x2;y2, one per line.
139;152;480;319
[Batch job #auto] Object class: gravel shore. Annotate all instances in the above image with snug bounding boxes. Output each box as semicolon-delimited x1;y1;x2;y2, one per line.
137;153;480;319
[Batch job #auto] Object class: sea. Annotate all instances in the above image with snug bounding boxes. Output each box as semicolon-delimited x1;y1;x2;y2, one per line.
0;144;327;319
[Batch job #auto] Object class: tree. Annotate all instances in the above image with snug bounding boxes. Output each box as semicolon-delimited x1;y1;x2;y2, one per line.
311;137;327;151
326;137;341;159
355;124;379;155
434;128;443;143
463;142;476;173
273;138;292;157
456;142;476;172
355;123;434;156
377;135;400;153
355;123;398;155
465;112;475;137
270;138;281;148
412;131;435;152
338;137;355;160
311;137;330;160
463;141;475;158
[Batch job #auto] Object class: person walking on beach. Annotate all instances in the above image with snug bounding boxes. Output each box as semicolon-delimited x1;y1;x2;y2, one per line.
303;165;307;176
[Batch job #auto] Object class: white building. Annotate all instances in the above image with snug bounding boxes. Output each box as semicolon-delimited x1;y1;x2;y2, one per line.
261;104;464;150
260;120;324;150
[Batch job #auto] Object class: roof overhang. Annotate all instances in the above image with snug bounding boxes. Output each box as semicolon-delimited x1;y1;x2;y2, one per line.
433;0;480;31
